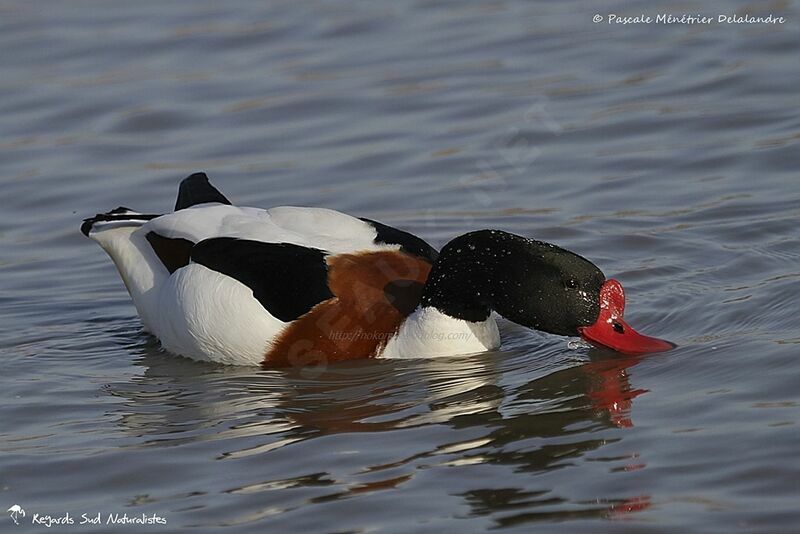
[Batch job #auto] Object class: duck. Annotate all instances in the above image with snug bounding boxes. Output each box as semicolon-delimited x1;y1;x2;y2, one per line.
81;172;674;367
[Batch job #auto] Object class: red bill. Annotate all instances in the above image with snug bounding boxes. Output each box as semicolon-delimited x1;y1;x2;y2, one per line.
579;279;675;354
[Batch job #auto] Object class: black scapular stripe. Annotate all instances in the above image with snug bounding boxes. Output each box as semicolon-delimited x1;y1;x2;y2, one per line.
175;172;232;210
359;218;439;263
146;232;194;273
191;238;334;322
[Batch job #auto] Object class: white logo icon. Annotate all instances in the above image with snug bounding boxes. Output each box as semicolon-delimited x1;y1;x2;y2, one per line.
7;505;25;525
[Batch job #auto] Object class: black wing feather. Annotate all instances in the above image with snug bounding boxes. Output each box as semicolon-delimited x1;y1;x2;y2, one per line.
359;218;438;263
191;238;334;322
175;172;232;210
146;232;194;273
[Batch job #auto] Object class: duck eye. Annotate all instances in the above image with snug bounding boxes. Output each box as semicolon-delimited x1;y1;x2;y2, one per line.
612;322;625;334
565;278;579;289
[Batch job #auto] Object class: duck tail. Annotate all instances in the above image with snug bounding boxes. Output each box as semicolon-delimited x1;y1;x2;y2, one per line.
81;207;166;333
80;207;159;238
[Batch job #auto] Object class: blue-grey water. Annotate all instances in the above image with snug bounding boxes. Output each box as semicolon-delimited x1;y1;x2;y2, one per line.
2;0;799;531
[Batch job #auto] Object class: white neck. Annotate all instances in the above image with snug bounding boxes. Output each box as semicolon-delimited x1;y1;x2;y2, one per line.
380;307;500;359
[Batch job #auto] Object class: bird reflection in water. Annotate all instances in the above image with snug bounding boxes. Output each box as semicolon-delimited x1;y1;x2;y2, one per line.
106;336;651;525
579;351;649;429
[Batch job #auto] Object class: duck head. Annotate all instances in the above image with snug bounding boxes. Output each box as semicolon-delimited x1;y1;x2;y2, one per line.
421;230;674;354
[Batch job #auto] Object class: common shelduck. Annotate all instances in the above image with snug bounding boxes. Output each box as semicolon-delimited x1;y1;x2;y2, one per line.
81;173;674;366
